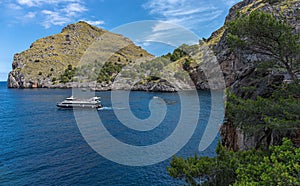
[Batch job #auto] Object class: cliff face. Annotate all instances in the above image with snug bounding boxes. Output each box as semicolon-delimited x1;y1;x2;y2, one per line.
212;0;300;150
213;0;299;90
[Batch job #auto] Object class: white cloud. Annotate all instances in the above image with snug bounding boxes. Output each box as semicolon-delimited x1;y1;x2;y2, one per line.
16;0;81;7
145;21;200;47
8;3;22;10
24;11;36;19
143;0;223;29
64;3;87;17
152;22;179;32
9;0;98;28
81;19;105;27
17;0;35;7
141;42;151;47
41;10;71;28
143;0;239;40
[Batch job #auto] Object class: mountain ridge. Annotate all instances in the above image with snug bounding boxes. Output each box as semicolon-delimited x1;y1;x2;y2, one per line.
8;21;154;89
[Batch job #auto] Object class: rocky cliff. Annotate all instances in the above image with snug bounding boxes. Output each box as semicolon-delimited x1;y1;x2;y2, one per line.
212;0;299;89
211;0;300;150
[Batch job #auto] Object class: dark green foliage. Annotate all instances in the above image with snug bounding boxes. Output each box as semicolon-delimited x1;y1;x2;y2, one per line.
226;84;300;147
167;140;264;186
170;48;187;61
60;76;69;84
67;64;73;71
50;68;54;72
75;60;125;83
225;10;300;147
162;44;199;62
168;138;300;186
38;72;42;75
114;57;171;83
140;57;170;70
263;0;280;4
59;65;77;83
146;75;160;81
183;58;192;70
163;52;172;59
96;62;124;83
168;8;300;186
234;138;300;185
227;10;300;82
162;44;188;62
75;60;103;81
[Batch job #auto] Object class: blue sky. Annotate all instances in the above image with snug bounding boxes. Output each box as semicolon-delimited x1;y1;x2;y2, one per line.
0;0;241;81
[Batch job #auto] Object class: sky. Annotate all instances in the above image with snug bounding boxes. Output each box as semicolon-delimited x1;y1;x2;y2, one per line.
0;0;241;81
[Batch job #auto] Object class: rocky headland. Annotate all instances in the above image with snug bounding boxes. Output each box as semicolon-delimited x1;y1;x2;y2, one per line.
7;0;300;149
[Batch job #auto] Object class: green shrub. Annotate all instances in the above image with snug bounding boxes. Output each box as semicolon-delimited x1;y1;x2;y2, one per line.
263;0;280;4
168;138;300;186
96;62;125;83
59;65;77;83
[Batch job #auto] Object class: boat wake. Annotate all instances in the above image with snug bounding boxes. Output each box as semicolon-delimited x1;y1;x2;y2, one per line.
98;107;113;110
97;107;126;111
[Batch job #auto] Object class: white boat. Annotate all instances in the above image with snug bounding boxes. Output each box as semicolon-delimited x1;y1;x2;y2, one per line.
56;96;102;109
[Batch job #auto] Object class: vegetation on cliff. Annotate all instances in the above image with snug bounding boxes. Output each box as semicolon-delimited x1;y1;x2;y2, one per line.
225;9;300;146
105;43;202;91
59;64;77;83
168;138;300;186
227;84;300;147
227;10;300;82
168;0;300;184
168;83;300;185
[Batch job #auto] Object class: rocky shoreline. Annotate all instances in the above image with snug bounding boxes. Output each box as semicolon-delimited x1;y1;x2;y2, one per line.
7;79;180;92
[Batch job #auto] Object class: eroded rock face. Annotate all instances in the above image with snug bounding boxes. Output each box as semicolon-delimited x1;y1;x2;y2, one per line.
221;121;300;151
215;0;300;150
8;71;22;88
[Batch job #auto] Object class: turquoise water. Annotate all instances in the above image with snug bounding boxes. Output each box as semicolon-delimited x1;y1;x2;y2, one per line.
0;82;219;185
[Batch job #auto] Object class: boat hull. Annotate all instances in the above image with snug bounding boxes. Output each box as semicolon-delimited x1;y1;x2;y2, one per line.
56;103;102;109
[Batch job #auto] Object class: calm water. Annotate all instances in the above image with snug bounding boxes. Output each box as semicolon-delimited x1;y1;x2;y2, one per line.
0;82;220;185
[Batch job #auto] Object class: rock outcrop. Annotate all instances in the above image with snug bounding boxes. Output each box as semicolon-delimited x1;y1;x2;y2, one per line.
8;21;154;89
212;0;300;150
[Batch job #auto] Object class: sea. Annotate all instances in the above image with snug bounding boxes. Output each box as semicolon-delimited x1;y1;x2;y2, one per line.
0;81;222;185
